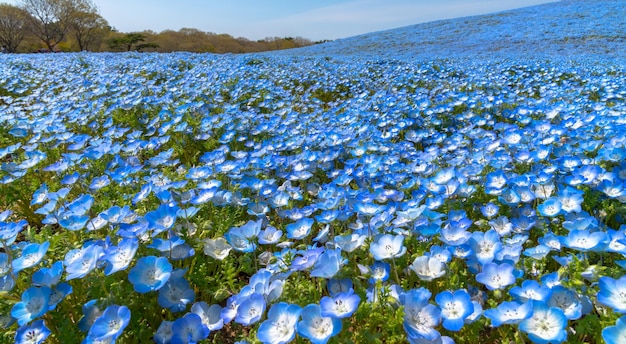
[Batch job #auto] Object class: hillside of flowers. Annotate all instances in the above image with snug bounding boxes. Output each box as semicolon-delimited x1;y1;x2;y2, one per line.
291;0;626;60
1;50;626;344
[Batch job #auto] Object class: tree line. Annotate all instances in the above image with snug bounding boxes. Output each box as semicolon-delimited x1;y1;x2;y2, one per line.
0;0;316;53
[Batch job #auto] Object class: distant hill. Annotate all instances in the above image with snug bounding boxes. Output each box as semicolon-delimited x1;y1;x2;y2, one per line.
285;0;625;59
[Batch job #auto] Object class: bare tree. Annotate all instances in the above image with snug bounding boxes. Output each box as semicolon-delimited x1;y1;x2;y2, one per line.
0;4;29;53
20;0;75;51
68;8;108;51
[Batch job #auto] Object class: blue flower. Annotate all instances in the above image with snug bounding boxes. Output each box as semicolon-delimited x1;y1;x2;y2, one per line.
484;301;533;327
257;302;302;344
103;237;138;275
560;229;608;252
469;229;501;265
598;276;626;313
224;219;262;252
285;218;314;240
235;293;266;326
320;291;360;318
435;289;474;331
370;234;406;260
15;319;50;344
547;286;582;320
475;262;516;290
12;242;49;273
144;204;180;236
402;288;440;341
171;313;209;344
509;279;552;302
86;305;130;341
519;301;568;344
191;302;223;331
154;320;174;344
78;300;102;333
64;244;103;280
537;197;562;217
310;248;345;279
11;286;52;326
297;304;342;344
158;269;195;313
128;256;172;293
603;315;626;344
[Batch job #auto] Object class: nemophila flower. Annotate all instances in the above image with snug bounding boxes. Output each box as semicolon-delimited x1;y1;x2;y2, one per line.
402;288;441;341
469;229;502;265
11;286;52;326
100;205;133;225
145;203;179;236
31;184;49;206
235;293;266;325
485;170;507;195
12;242;49;273
523;244;552;260
191;302;223;331
603;316;626;344
171;313;209;344
334;232;366;253
557;186;583;213
353;201;384;216
475;262;516;291
259;225;283;245
149;236;195;261
509;279;552;302
519;301;568;344
480;202;500;219
320;291;360;318
369;261;390;284
128;256;172;293
537;197;562;217
547;286;582;320
89;175;110;191
370;234;406;260
286;217;314;240
103;237;138;275
224;219;262;252
560;229;608;252
310;248;345;278
14;320;50;344
0;252;10;276
484;300;533;327
257;302;302;344
297;304;342;344
158;269;195;313
488;216;513;237
203;237;232;260
599;179;625;198
291;247;324;271
64;244;103;280
598;276;626;313
435;289;473;331
439;224;471;246
409;255;446;281
78;300;102;333
86;305;130;341
498;188;521;206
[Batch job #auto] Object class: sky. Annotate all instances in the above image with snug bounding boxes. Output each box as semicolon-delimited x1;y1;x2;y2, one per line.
4;0;557;41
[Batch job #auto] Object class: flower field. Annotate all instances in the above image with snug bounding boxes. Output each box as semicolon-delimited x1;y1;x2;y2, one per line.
1;51;626;344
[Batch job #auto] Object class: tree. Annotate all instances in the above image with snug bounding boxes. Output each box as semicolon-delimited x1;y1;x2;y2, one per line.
20;0;96;51
0;4;30;53
67;0;108;51
107;32;158;52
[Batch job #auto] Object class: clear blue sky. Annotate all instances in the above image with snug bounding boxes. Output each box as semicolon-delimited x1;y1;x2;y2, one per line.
4;0;556;41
